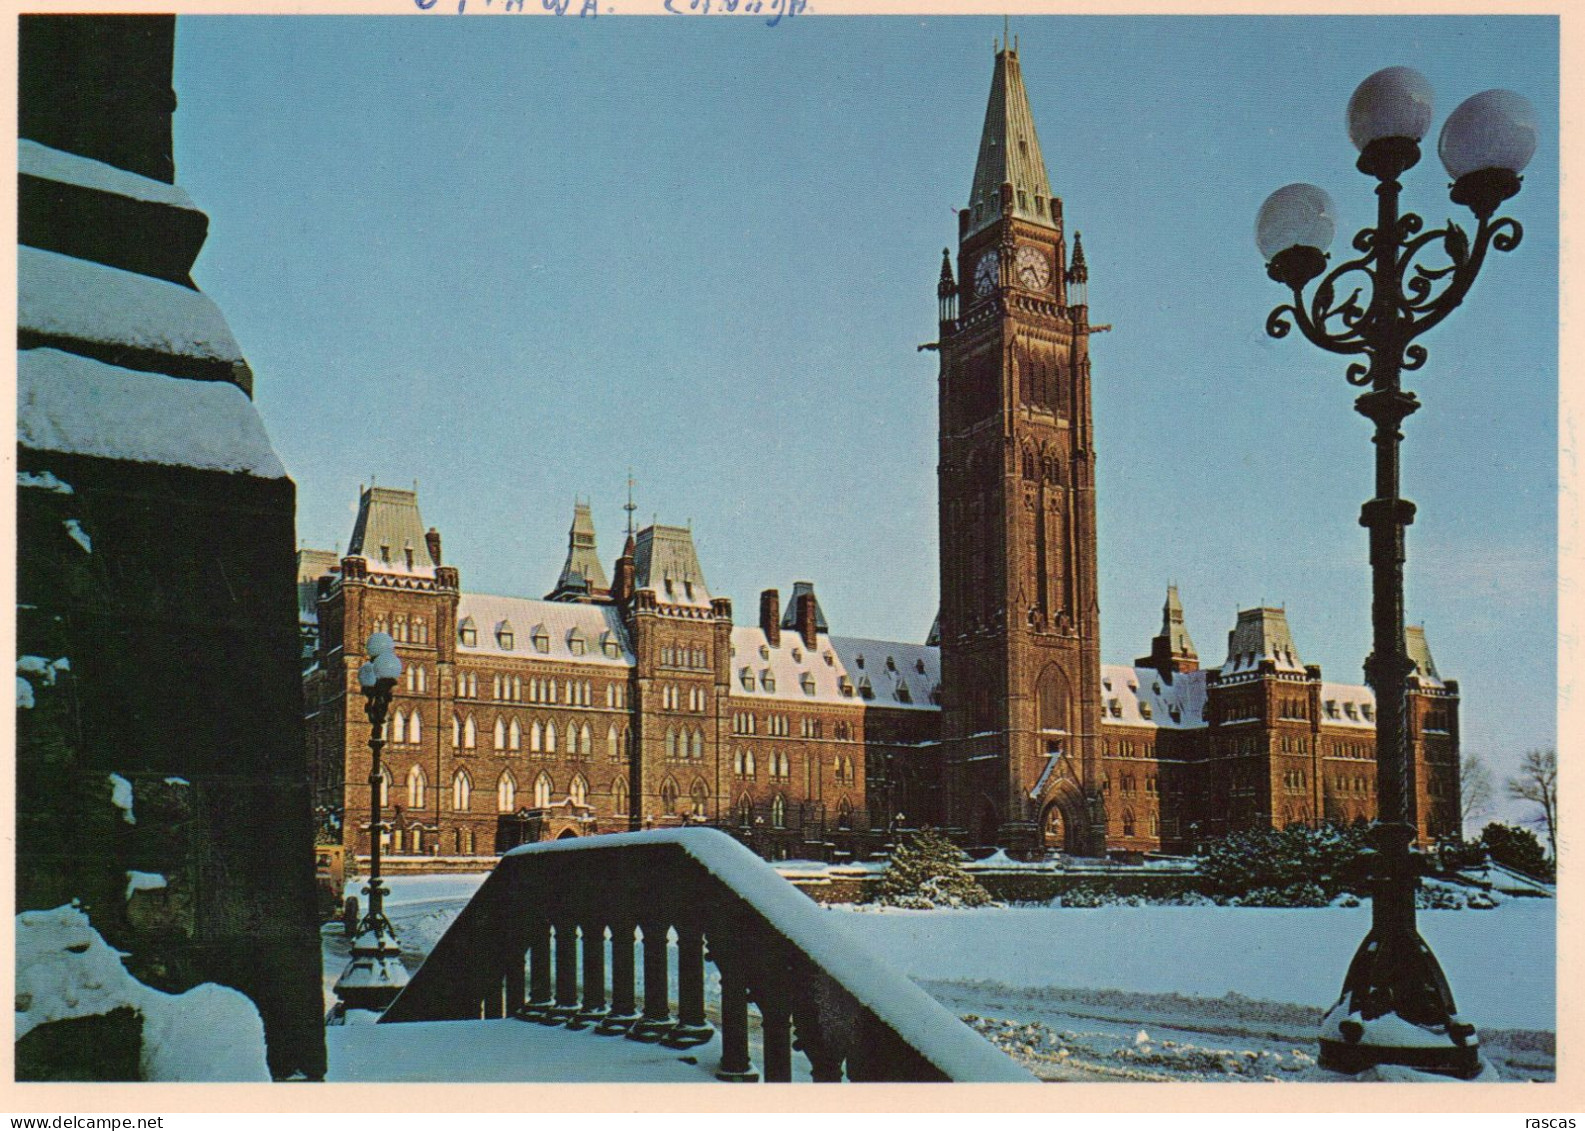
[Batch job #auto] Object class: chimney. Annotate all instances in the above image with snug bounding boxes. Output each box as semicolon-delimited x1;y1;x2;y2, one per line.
425;527;442;566
796;591;818;650
760;589;780;648
611;533;636;606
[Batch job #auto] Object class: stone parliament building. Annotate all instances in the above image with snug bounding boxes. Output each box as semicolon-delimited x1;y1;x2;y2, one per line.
301;44;1461;865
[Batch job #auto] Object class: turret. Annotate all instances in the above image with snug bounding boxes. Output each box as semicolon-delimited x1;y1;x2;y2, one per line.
937;247;958;335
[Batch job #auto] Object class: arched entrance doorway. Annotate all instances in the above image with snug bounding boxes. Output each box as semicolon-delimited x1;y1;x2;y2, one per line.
556;828;579;840
1040;789;1086;854
974;797;1000;847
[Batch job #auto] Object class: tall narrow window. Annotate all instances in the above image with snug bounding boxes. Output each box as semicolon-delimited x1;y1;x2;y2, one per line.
570;774;588;806
451;769;471;811
497;770;517;813
531;720;543;753
613;776;629;815
409;710;421;744
509;718;522;751
534;771;553;809
406;764;426;809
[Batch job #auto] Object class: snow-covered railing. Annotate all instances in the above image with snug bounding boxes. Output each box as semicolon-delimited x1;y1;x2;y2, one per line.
381;828;1032;1083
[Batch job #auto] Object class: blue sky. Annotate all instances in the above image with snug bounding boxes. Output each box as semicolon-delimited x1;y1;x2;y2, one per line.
172;14;1558;820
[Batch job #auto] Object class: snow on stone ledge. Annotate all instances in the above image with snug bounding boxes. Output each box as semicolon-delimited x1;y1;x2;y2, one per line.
19;348;287;478
19;139;197;211
19;245;243;365
16;904;270;1081
502;828;1035;1082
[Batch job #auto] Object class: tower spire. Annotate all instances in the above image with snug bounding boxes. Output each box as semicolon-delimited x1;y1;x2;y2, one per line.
966;36;1055;239
623;468;637;541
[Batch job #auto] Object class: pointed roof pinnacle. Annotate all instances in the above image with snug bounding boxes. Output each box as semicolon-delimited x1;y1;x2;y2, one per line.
939;247;955;286
966;40;1055;239
1160;583;1196;658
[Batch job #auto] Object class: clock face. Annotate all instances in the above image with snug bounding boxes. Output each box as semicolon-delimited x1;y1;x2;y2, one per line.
1016;244;1052;290
973;251;1000;297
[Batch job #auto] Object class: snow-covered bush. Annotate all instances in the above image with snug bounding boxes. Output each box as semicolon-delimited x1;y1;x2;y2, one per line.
1196;822;1369;904
870;828;996;909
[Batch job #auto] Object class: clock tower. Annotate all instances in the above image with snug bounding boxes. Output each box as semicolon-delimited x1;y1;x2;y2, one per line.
936;41;1105;854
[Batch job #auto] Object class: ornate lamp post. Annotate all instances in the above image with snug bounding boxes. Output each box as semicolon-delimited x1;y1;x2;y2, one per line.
332;632;409;1018
1257;66;1536;1078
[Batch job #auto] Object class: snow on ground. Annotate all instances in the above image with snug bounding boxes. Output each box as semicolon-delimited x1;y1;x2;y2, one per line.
326;868;1554;1082
17;905;270;1081
822;900;1553;1031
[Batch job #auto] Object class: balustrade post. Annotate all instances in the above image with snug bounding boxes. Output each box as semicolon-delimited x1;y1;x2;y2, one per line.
551;918;580;1024
662;924;714;1048
569;921;608;1029
597;920;640;1035
760;997;793;1083
522;920;553;1022
627;921;673;1042
714;963;758;1082
794;1006;845;1083
504;946;527;1018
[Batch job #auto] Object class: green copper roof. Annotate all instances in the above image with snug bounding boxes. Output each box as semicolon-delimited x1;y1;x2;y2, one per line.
966;46;1056;238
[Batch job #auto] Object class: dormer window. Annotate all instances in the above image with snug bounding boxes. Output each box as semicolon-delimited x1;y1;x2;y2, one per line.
380;543;391;564
1152;682;1161;695
600;631;620;659
759;645;770;661
664;579;675;597
1344;701;1358;719
568;628;587;656
857;676;874;701
895;683;912;704
885;656;897;672
1168;706;1181;723
496;620;514;650
1107;698;1122;718
459;617;477;647
791;647;802;663
404;545;415;570
740;667;754;691
929;684;942;705
532;625;550;653
800;673;816;696
1325;700;1339;718
1362;703;1374;721
760;670;776;693
915;658;927;674
683;581;694;600
1139;700;1153;720
1103;677;1112;691
854;654;865;670
823;651;834;666
838;676;854;697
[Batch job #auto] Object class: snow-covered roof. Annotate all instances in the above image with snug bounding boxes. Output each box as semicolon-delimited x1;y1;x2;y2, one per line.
19;245;247;374
725;629;940;711
1220;607;1306;677
549;502;609;598
1319;682;1376;729
1099;665;1208;730
456;593;633;668
633;524;711;608
1405;625;1444;689
19;138;197;211
18;347;285;477
828;636;941;712
347;488;437;578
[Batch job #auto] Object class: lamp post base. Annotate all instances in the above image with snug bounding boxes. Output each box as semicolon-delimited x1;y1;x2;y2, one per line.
1317;987;1481;1080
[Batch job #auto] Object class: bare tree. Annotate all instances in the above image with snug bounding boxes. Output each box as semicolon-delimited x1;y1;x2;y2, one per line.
1460;752;1493;834
1506;748;1557;860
